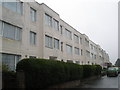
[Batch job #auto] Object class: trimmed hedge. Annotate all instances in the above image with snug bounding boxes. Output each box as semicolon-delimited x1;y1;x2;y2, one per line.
16;58;83;88
82;65;102;78
2;64;17;88
16;58;102;88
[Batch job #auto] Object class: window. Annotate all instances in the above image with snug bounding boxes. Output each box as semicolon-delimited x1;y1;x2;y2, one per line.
2;22;22;41
3;1;23;14
74;34;79;43
30;31;36;45
74;47;79;55
53;19;59;30
60;25;63;34
45;35;52;48
29;56;36;58
49;56;57;60
81;49;83;55
94;46;97;51
0;21;2;35
82;61;83;65
66;44;72;54
65;29;72;40
3;22;15;40
54;38;59;49
86;50;90;57
90;44;93;50
85;38;89;47
45;13;52;27
94;55;96;59
67;60;73;63
76;61;80;64
91;53;94;59
80;37;82;44
88;61;90;64
15;28;22;40
61;42;63;52
30;7;36;21
2;53;21;71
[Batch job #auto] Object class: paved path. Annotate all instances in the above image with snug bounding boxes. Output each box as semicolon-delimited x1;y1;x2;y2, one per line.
76;75;120;89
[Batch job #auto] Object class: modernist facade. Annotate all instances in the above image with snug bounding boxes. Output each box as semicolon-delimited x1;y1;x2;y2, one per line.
0;0;110;70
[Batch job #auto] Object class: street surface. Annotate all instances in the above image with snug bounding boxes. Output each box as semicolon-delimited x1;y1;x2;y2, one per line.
76;75;120;89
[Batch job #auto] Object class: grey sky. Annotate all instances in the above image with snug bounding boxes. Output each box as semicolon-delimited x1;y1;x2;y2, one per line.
36;0;119;64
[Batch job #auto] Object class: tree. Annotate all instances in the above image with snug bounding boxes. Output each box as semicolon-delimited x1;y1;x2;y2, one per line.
115;58;120;67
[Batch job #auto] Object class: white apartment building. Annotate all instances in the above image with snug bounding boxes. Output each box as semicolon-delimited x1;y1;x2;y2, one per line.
0;0;110;70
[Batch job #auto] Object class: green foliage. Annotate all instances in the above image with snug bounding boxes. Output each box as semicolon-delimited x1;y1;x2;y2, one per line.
16;58;102;88
82;65;102;78
94;65;102;75
2;64;17;88
2;64;9;72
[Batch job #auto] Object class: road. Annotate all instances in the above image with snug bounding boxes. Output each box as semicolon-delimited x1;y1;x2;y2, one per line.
76;75;120;89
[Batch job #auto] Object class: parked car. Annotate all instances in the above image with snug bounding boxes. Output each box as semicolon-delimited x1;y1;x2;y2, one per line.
107;67;118;77
114;67;120;73
117;67;120;73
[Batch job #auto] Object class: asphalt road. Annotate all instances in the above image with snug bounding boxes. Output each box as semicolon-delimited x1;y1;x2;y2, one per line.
76;75;120;89
0;72;2;89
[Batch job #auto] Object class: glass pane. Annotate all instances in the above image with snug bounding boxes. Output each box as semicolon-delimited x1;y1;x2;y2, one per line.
3;2;17;12
45;35;48;47
45;14;48;25
30;32;36;45
15;28;21;40
3;22;15;40
34;33;36;44
45;35;52;48
30;8;36;21
45;14;52;27
2;54;15;71
2;54;21;71
53;19;59;30
15;55;21;65
30;8;33;21
30;32;32;44
17;2;22;14
0;21;2;35
54;39;59;49
2;54;8;65
49;37;52;48
9;55;15;70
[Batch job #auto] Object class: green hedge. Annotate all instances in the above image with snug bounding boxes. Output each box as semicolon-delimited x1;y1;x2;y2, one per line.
82;65;102;78
16;58;83;88
2;64;17;88
16;58;102;88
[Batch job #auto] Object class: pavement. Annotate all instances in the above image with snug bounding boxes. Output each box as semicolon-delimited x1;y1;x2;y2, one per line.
76;75;120;89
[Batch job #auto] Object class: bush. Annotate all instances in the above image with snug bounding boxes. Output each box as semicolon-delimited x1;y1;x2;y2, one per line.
94;65;102;75
82;65;102;78
2;64;17;88
16;58;102;88
16;58;83;88
2;64;9;72
101;67;107;76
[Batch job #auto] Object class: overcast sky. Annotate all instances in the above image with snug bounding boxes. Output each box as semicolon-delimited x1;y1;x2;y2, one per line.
36;0;119;64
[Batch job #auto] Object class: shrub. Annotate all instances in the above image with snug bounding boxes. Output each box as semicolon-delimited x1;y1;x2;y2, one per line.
16;58;102;88
94;65;102;75
16;58;83;88
82;65;102;78
2;64;9;72
2;64;17;88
